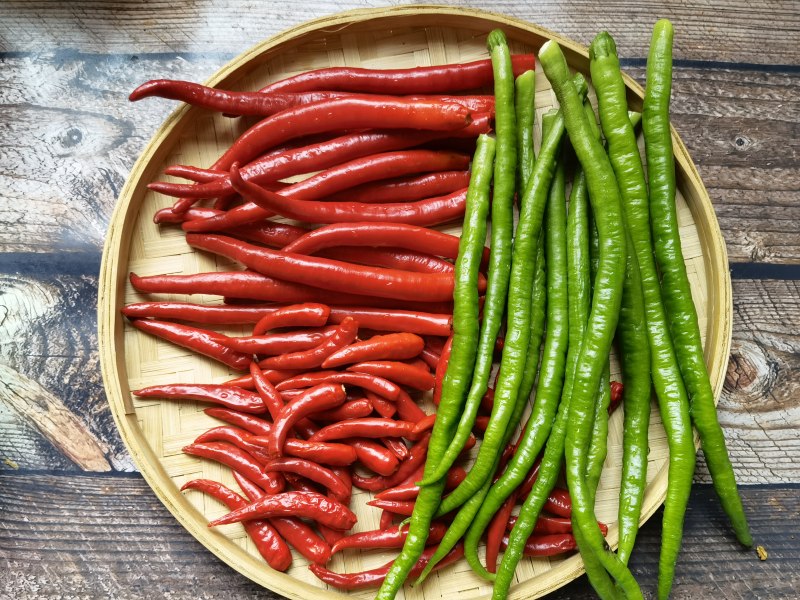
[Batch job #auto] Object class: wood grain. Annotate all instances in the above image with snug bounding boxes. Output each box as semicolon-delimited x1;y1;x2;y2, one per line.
1;473;796;599
1;0;798;65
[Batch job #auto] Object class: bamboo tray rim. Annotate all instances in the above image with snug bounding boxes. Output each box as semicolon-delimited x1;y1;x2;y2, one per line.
98;6;733;600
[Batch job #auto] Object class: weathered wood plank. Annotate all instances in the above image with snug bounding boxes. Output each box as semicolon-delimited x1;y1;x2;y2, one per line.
1;1;798;65
0;473;795;599
0;54;797;262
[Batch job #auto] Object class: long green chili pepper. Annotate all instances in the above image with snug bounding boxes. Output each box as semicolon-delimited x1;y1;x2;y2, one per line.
643;21;752;556
417;29;516;488
515;69;537;187
589;31;653;564
375;135;495;600
538;40;642;600
464;110;569;582
433;85;583;518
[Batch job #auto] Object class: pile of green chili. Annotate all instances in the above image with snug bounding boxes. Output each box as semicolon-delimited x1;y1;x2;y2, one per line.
376;20;751;600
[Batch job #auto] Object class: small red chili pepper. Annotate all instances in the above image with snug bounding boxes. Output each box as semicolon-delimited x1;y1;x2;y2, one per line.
321;332;424;369
419;345;441;370
374;465;466;501
122;301;274;325
433;334;454;406
267;383;346;456
180;479;292;571
394;389;428;423
366;498;415;516
382;438;409;461
347;361;435;391
410;413;437;439
263;457;350;503
485;492;518;573
379;509;395;531
208;490;357;530
543;488;573;518
252;303;330;335
183;441;283;494
480;386;496;412
368;393;397;418
127;318;251;371
474;415;490;433
609;380;624;413
204;407;273;436
505;515;609;536
325;170;471;204
259;317;358;370
500;533;578;557
248;362;284;420
276;371;401;401
194;426;273;463
308;542;464;590
222;368;301;391
249;436;357;466
133;383;266;413
215;327;339;356
330;522;448;555
309;418;416;443
348;438;399;477
303;397;373;422
351;432;430;491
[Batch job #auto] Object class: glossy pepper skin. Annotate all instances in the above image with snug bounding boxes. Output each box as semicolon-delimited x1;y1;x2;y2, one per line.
133;383;266;413
182;441;284;494
321;333;425;369
330;522;448;555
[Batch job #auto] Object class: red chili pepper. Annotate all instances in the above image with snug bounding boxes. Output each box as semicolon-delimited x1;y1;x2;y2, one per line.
250;436;357;466
132;383;266;414
374;465;466;501
248;362;284;420
485;492;518;573
419;346;441;370
259;317;358;370
505;515;608;536
227;165;469;227
303;397;373;422
194;426;273;462
474;415;490;433
382;438;409;461
208;490;357;530
544;488;573;518
433;334;454;406
153;206;221;224
322;333;424;369
480;386;496;412
500;533;577;557
609;380;624;413
182;441;283;493
226;328;337;355
330;522;448;555
325;170;471;204
394;388;428;423
163;165;223;184
222;368;301;391
276;371;401;401
309;418;415;443
186;234;461;303
263;457;350;503
366;498;415;516
379;509;395;531
351;432;430;491
308;542;464;590
257;54;534;94
180;479;292;570
410;414;437;439
322;246;455;275
348;438;399;477
347;361;435;391
368;393;397;418
267;383;346;457
127;319;251;371
252;303;330;335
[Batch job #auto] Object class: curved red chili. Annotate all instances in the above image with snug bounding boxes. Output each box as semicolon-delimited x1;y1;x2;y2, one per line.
254;437;357;466
153;206;220;224
259;317;359;370
222;368;301;391
180;479;292;571
309;418;416;443
330;522;448;555
410;414;437;439
248;362;284;420
323;246;455;275
609;380;624;414
348;438;399;477
182;441;283;494
257;54;534;94
252;303;330;335
276;371;401;402
379;509;395;531
419;346;440;370
500;533;577;557
263;457;350;503
325;170;471;204
351;432;430;492
505;515;609;536
303;397;373;422
382;438;409;461
308;542;464;590
368;393;397;418
133;383;266;414
204;407;274;437
227;165;469;227
267;383;346;457
433;334;454;406
322;333;424;369
543;488;573;518
374;465;466;501
226;327;338;355
366;498;415;516
208;490;357;530
127;318;251;371
194;426;273;463
347;361;435;392
485;492;519;573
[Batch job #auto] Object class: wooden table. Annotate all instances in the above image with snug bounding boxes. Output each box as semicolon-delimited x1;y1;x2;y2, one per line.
1;1;798;598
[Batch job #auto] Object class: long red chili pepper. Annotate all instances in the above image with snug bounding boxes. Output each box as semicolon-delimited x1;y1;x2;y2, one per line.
347;361;435;391
186;234;461;303
208;490;357;530
351;432;431;492
263;457;350;503
485;492;519;573
257;54;534;94
325;170;471;203
284;223;489;268
309;418;416;442
225;328;337;356
267;383;346;456
180;479;292;570
252;303;330;335
275;371;401;401
228;165;469;227
182;441;283;493
433;334;454;406
127;318;251;371
302;397;373;422
393;388;428;423
321;333;425;369
382;438;409;461
259;316;359;370
500;533;578;557
308;543;464;590
410;413;437;438
204;407;274;436
194;426;273;462
374;465;467;501
330;522;449;555
505;515;609;536
366;498;416;515
248;362;285;420
132;383;266;413
369;393;397;418
320;246;455;275
222;367;301;392
419;346;440;370
348;438;399;477
153;206;221;224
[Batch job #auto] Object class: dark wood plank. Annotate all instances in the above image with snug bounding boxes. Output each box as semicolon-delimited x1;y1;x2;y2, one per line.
1;1;798;65
0;473;796;599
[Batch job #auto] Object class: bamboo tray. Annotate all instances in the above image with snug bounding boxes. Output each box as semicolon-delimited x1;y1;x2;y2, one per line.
98;6;732;600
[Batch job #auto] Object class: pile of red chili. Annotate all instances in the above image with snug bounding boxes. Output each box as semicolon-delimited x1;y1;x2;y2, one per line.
123;54;627;590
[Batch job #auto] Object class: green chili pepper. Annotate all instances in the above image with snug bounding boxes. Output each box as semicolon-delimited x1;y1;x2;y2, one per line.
375;134;495;600
644;21;752;559
538;39;642;600
416;29;516;488
463;110;569;582
515;69;537;187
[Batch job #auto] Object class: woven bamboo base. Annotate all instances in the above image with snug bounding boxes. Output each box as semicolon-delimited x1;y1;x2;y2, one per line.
99;7;732;600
